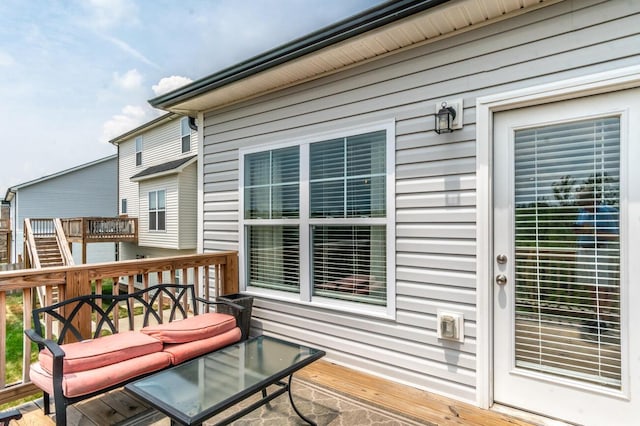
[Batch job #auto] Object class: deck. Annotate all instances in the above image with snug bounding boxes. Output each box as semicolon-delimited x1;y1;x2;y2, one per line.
9;360;541;426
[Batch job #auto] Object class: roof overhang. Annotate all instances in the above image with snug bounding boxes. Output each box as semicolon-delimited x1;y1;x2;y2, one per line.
130;155;197;182
150;0;559;115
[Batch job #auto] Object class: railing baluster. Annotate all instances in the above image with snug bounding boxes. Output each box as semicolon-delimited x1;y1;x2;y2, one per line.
22;288;31;384
0;291;5;388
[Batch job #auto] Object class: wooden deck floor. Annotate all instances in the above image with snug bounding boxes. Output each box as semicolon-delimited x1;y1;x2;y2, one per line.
11;360;545;426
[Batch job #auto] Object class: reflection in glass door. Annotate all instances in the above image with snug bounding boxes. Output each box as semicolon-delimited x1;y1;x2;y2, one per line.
513;117;620;388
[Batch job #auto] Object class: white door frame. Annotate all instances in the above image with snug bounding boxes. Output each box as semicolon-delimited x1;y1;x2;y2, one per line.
475;64;640;409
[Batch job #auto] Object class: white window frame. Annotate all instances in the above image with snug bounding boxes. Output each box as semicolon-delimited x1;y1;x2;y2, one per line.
148;189;166;232
181;117;191;153
121;198;127;215
135;136;143;166
239;120;396;318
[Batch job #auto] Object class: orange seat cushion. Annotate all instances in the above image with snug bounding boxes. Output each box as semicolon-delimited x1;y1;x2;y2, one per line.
38;331;163;374
30;351;172;398
163;327;241;364
141;312;237;344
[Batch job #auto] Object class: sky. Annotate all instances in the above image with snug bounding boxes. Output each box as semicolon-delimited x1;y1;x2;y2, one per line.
0;0;384;197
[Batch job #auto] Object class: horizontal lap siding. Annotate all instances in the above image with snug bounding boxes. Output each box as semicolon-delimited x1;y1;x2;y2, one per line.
178;163;197;250
201;0;639;402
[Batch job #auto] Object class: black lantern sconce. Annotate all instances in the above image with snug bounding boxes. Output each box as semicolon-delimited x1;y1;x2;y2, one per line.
434;99;463;134
435;101;456;134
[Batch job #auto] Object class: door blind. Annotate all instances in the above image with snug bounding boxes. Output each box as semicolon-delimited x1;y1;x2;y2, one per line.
513;116;621;388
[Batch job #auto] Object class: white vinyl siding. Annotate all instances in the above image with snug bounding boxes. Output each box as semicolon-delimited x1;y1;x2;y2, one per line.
200;0;639;402
138;176;177;249
178;163;197;249
116;115;198;252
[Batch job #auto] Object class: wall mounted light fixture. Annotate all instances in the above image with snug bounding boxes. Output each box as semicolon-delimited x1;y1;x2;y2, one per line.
434;99;463;134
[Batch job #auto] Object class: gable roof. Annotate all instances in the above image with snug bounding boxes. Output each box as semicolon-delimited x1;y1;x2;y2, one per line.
130;155;197;182
4;155;117;202
149;0;555;115
109;112;176;145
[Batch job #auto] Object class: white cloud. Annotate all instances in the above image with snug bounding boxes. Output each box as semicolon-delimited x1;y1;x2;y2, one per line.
113;69;143;90
85;0;138;29
0;51;15;67
152;76;193;96
100;104;149;143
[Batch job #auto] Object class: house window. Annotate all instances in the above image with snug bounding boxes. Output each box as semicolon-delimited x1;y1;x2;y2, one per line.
181;117;191;153
135;136;143;166
241;126;393;312
148;190;166;231
121;198;127;214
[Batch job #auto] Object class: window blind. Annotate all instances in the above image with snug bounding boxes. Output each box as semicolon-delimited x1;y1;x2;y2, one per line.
244;146;300;291
513;117;621;388
244;146;299;219
312;225;386;304
246;226;299;292
310;131;386;218
309;131;387;304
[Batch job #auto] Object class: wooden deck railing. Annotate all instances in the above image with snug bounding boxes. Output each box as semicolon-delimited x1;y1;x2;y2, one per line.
61;217;138;243
0;251;239;406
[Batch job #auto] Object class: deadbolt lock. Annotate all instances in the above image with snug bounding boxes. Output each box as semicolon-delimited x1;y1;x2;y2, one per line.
496;254;507;264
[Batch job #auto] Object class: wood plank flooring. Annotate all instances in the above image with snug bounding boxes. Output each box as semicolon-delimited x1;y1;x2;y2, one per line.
11;360;546;426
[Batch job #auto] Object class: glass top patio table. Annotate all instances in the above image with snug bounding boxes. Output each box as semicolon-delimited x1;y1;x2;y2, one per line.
125;335;325;426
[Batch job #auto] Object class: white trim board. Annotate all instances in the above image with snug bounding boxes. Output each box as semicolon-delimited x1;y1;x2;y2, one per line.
475;64;640;409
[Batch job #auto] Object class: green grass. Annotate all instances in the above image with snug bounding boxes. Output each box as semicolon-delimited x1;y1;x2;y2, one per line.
0;280;116;409
1;292;40;409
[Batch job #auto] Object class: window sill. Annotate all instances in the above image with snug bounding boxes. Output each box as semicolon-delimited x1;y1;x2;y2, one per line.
244;286;395;321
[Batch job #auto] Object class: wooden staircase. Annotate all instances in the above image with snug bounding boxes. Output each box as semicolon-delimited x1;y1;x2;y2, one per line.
33;236;65;267
23;218;74;306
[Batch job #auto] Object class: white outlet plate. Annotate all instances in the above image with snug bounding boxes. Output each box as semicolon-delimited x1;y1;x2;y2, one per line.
437;311;464;342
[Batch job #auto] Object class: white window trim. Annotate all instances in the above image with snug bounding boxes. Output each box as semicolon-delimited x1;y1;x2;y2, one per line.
148;189;166;232
239;120;396;319
475;65;640;409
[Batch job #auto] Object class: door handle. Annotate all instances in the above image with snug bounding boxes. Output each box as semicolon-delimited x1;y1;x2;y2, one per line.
495;274;507;286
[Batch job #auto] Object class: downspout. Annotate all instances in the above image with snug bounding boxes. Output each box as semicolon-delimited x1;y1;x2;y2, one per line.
196;112;205;296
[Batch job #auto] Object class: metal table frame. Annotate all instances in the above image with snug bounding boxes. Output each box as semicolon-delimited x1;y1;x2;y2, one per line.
125;335;326;426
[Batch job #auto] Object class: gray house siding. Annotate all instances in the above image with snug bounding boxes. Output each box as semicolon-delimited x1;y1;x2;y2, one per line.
200;0;639;401
10;156;117;264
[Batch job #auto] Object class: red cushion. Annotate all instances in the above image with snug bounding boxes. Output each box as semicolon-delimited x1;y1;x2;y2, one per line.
141;313;237;344
162;327;241;364
30;351;172;398
38;331;163;374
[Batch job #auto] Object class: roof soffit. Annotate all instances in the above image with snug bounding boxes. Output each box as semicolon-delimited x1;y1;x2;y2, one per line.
162;0;560;115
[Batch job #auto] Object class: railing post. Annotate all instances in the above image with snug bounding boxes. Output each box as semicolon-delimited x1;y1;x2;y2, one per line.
64;269;92;343
222;252;239;296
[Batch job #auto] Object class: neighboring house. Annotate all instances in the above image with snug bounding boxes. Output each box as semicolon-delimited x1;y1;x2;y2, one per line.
4;155;117;264
109;113;198;269
150;1;640;425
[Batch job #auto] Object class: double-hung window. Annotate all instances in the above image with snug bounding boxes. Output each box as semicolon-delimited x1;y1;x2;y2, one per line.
181;117;191;153
241;124;394;314
135;136;143;166
149;190;166;231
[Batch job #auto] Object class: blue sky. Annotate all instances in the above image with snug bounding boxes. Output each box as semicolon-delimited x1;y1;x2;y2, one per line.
0;0;383;196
